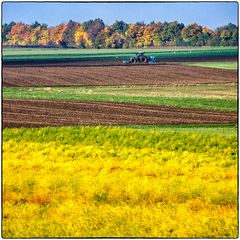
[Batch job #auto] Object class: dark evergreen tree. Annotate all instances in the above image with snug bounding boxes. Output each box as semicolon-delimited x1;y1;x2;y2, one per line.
111;20;128;34
2;21;16;42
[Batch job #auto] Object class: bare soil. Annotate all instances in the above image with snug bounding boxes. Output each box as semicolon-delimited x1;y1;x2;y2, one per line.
3;64;237;87
3;99;237;128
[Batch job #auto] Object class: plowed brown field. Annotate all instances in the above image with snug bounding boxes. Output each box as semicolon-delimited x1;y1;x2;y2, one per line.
3;64;237;87
3;99;237;128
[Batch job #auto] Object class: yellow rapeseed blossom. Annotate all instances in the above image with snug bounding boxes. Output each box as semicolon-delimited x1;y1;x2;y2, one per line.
2;126;238;238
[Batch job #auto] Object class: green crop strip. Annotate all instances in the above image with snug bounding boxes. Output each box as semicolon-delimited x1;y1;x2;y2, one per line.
3;87;237;112
123;124;237;136
183;61;237;70
3;47;237;61
3;125;237;152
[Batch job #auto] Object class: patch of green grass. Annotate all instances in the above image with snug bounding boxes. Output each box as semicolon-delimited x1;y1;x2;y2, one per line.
184;61;237;70
3;47;237;61
3;86;237;112
124;124;237;136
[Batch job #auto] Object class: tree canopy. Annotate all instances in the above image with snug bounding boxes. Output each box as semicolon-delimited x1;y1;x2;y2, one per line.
2;19;238;48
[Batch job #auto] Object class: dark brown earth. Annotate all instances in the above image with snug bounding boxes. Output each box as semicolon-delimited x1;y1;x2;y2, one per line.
3;99;237;128
3;64;237;87
3;56;237;67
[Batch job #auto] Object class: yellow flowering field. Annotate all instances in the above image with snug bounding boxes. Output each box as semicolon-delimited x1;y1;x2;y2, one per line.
2;126;238;238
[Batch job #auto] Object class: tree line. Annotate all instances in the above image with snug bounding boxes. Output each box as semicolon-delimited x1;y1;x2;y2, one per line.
2;19;238;48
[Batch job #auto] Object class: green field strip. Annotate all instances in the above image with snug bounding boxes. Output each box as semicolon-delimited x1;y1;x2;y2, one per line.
3;46;237;54
183;61;237;70
3;125;237;147
3;46;237;55
124;124;237;136
3;124;236;137
3;47;238;60
3;87;237;112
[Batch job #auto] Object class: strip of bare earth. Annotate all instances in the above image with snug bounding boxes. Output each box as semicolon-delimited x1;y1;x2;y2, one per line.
3;64;237;87
3;99;237;128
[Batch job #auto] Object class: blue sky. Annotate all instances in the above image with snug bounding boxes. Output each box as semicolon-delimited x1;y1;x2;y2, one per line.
2;2;238;30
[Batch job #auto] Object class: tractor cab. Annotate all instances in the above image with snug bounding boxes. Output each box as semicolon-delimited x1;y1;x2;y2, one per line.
136;52;145;58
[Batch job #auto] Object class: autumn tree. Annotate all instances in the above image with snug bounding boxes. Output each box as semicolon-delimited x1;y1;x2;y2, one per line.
110;31;126;48
2;19;238;48
83;18;105;48
200;27;215;46
99;26;113;48
38;28;50;46
143;22;163;47
62;20;78;47
6;22;31;46
29;25;41;45
142;24;154;47
125;24;139;48
49;23;67;47
181;23;213;46
74;24;92;48
212;23;238;46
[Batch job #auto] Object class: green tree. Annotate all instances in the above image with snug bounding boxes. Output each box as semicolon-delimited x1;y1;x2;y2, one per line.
167;21;185;46
2;21;16;43
31;21;41;29
111;20;128;34
181;23;213;46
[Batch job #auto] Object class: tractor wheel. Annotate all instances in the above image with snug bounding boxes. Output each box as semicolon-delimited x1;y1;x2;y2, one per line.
130;58;137;63
140;57;148;63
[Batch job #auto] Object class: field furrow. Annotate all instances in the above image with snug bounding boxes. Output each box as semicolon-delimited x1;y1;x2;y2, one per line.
3;64;237;87
3;99;237;128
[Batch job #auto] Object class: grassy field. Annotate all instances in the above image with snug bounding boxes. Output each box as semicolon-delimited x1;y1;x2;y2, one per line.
125;124;237;136
3;83;237;112
2;46;237;60
184;61;237;70
3;126;238;238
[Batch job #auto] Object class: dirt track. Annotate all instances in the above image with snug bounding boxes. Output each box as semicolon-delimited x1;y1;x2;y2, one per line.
3;64;237;87
3;99;237;128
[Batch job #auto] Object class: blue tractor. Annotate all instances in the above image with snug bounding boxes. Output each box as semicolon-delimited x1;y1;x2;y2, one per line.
123;52;157;64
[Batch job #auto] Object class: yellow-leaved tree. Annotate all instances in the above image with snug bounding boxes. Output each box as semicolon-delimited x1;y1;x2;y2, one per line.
38;29;50;46
74;24;92;48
